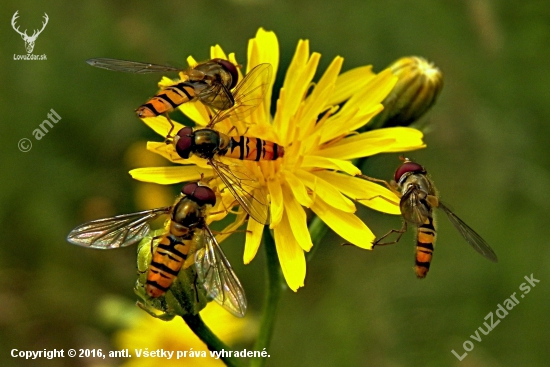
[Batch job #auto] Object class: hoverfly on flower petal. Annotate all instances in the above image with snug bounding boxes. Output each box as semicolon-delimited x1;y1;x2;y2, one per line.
67;182;247;317
357;157;497;278
86;57;240;117
166;63;283;225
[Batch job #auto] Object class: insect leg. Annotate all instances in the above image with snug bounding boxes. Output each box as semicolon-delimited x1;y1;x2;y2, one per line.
164;113;176;143
356;194;400;206
356;174;400;196
373;221;408;246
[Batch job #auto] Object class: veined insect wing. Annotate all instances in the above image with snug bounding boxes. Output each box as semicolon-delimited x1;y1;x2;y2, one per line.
67;207;171;249
194;227;247;317
399;185;431;226
86;58;183;74
206;63;273;129
209;157;270;225
192;58;240;111
438;202;498;262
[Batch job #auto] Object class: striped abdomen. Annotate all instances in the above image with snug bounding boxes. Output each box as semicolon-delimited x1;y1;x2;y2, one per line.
415;216;436;278
146;234;192;297
223;136;284;161
137;81;197;118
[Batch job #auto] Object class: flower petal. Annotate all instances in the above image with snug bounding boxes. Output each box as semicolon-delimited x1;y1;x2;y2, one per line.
302;155;361;176
210;45;228;60
297;56;343;138
327;65;375;106
146;142;183;164
129;166;213;185
282;183;312;251
273;40;320;145
316;105;383;144
310;197;375;249
341;68;397;117
282;171;312;207
267;179;283;227
141;116;181;138
186;55;198;68
314;69;397;144
312;171;401;214
248;28;279;121
244;218;264;264
317;127;425;160
214;208;247;244
146;142;211;168
158;76;180;89
295;170;356;213
178;102;211;127
273;213;306;291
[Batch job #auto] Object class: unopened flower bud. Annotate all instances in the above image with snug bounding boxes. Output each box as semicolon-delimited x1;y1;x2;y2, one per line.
374;56;443;128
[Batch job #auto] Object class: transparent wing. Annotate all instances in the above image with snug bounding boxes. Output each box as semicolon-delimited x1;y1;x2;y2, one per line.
206;63;273;128
197;82;233;111
399;186;431;226
67;207;172;249
86;58;183;74
209;157;270;225
439;202;498;262
194;227;247;317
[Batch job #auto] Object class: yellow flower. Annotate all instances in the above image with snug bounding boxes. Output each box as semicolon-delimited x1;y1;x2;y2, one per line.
130;28;425;291
114;302;254;367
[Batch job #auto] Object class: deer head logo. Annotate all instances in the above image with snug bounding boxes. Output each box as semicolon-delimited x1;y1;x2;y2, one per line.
11;11;49;54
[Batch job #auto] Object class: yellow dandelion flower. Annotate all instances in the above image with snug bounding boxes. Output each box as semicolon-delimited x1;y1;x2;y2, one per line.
130;28;425;291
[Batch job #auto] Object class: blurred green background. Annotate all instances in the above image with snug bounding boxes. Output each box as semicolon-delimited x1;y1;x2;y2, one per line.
1;0;549;366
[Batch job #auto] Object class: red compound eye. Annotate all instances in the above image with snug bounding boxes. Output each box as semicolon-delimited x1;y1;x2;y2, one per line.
193;186;216;206
181;183;216;206
213;58;239;89
394;161;426;182
182;182;198;196
175;127;194;159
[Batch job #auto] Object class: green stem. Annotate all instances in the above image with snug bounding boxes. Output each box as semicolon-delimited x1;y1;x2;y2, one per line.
306;215;329;262
251;226;283;367
181;313;244;367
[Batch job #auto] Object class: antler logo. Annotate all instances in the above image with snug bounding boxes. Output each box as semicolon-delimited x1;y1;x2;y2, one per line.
11;11;49;54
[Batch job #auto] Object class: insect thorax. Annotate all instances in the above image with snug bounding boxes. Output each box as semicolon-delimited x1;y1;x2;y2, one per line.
171;198;205;232
192;129;223;159
399;172;436;198
191;62;233;89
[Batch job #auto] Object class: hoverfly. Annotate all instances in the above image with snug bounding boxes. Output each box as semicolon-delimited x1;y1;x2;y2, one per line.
162;63;283;226
358;158;498;278
87;57;244;117
67;182;247;317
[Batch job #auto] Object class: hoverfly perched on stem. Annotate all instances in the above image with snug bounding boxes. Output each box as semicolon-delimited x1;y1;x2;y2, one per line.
154;62;283;226
67;182;247;317
357;157;498;278
87;57;254;118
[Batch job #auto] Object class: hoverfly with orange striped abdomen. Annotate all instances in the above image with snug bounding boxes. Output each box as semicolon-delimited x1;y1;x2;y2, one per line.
156;62;283;226
86;57;267;118
357;157;498;278
67;182;247;317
